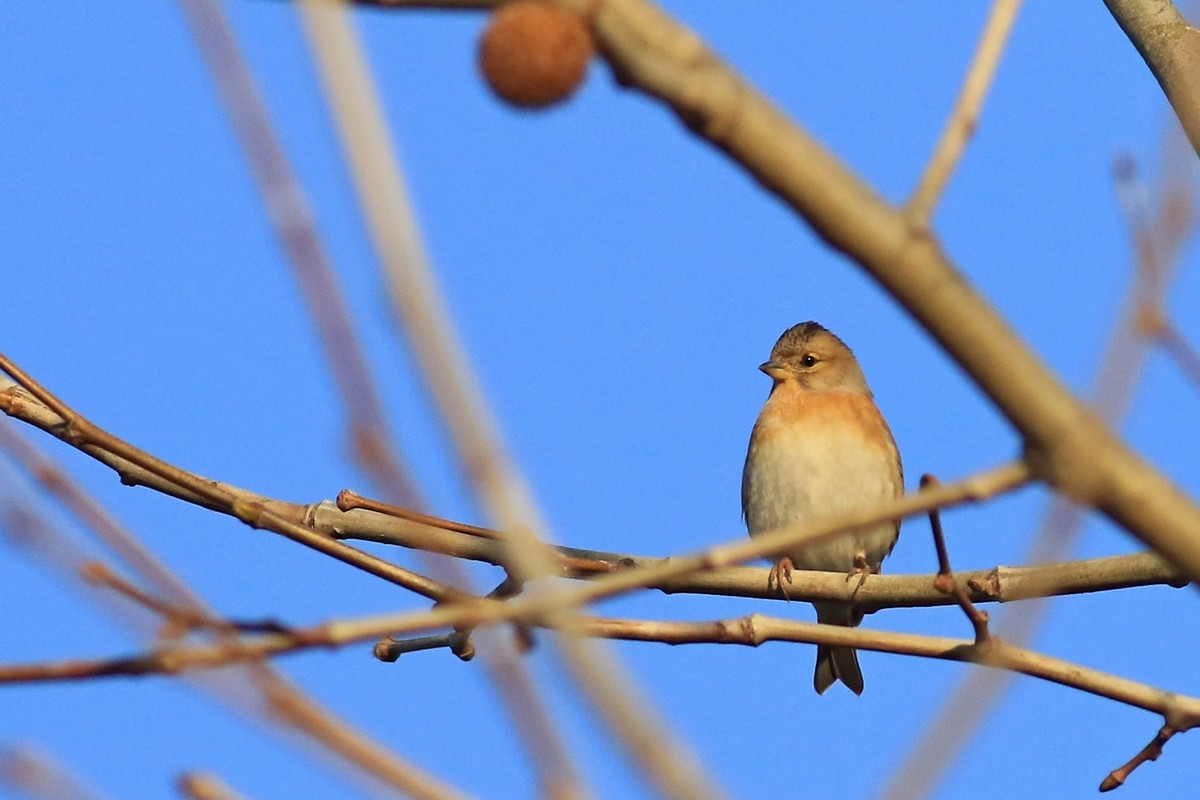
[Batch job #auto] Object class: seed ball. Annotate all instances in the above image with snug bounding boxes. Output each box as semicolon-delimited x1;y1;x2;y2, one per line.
479;0;594;109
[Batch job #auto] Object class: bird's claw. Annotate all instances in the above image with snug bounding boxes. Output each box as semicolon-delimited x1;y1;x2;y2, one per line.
768;556;795;600
846;551;877;598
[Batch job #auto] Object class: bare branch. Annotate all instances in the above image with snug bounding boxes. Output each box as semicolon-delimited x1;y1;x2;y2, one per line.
8;608;1200;741
1104;0;1200;157
907;0;1024;222
1099;725;1177;792
319;500;1186;605
0;373;465;603
574;0;1200;582
575;614;1200;728
4;383;1163;613
923;475;991;642
882;125;1197;800
1155;321;1200;390
0;428;467;800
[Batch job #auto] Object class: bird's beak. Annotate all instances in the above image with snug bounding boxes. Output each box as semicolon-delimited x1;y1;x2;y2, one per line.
759;360;792;380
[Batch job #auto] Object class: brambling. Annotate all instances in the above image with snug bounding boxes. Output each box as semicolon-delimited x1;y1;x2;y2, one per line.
741;322;903;695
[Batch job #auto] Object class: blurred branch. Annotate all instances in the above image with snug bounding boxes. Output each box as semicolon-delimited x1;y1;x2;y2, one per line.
1154;321;1200;388
80;562;289;637
0;421;209;611
296;0;547;555
0;429;466;800
294;4;592;797
298;1;729;795
336;0;1200;585
176;772;250;800
1104;0;1200;157
882;124;1198;800
581;0;1200;582
177;0;422;507
907;0;1023;222
191;0;584;789
0;747;112;800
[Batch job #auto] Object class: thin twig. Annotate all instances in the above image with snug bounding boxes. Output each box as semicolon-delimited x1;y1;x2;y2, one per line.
922;474;990;642
336;488;621;574
80;562;289;637
375;631;476;662
572;615;1198;721
1099;724;1177;792
0;362;465;604
906;0;1023;222
338;488;502;539
320;500;1185;605
7;609;1200;734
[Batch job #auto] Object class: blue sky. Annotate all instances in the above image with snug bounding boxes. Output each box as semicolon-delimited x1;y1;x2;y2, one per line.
3;2;1199;798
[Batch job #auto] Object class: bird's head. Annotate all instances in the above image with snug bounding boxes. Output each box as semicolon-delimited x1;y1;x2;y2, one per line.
759;321;872;396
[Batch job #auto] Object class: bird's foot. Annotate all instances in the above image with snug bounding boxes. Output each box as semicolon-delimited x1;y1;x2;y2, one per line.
846;551;878;597
767;556;795;600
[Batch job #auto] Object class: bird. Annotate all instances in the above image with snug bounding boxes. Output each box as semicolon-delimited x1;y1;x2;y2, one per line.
741;321;903;695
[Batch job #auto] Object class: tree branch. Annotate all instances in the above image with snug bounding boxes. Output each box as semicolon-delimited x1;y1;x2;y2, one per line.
8;609;1200;739
906;0;1023;221
1104;0;1200;158
0;372;465;604
6;376;1174;611
580;0;1200;583
317;500;1186;606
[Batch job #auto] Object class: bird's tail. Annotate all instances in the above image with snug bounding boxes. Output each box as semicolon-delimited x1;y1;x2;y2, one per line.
813;603;864;695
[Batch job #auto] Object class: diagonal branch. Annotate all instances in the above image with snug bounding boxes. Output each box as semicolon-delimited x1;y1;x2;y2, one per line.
0;423;467;800
0;368;464;604
341;0;1200;584
907;0;1024;222
582;0;1200;583
1104;0;1200;158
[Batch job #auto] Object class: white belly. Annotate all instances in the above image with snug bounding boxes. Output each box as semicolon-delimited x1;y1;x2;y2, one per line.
743;412;899;572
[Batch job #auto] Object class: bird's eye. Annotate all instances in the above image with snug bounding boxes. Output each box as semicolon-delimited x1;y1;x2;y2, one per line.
800;354;817;368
